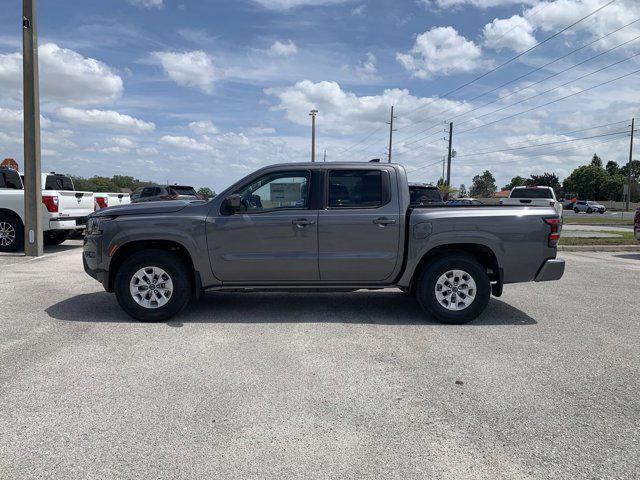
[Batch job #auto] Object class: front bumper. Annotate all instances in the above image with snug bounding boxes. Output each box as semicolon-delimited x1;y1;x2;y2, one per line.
535;258;565;282
82;234;109;290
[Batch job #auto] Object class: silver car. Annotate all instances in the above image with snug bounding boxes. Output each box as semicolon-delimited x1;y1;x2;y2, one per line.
573;200;606;214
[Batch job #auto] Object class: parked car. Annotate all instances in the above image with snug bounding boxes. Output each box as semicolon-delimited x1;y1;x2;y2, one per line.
447;198;483;206
634;207;640;241
131;185;199;203
0;169;93;252
500;186;563;219
93;192;131;211
573;200;606;214
408;183;444;207
84;162;564;324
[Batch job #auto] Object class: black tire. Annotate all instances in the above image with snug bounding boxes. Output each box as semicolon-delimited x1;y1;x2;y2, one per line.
43;230;69;246
114;249;192;322
574;208;579;213
587;208;593;214
0;212;24;253
415;253;491;324
599;210;605;214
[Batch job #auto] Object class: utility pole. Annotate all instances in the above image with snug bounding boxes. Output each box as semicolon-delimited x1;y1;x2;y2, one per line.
386;105;397;163
323;149;326;162
309;109;318;162
442;156;446;183
22;0;43;256
626;117;635;211
446;122;453;187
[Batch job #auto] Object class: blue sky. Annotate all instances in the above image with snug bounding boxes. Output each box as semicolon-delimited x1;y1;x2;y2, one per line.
0;0;639;191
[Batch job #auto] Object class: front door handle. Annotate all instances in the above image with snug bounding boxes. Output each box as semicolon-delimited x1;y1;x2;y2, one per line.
292;218;316;227
373;217;396;226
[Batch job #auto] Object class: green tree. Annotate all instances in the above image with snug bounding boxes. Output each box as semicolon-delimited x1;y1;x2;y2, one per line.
562;165;608;200
458;184;467;197
620;160;640;181
197;187;216;199
90;176;119;192
469;170;497;197
527;172;560;191
602;174;626;201
590;153;603;168
605;160;620;176
503;176;526;190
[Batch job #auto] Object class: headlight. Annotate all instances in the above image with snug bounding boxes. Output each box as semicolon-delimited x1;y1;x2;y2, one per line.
86;215;115;235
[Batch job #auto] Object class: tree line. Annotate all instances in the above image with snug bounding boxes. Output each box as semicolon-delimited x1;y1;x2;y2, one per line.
69;174;216;198
466;154;640;202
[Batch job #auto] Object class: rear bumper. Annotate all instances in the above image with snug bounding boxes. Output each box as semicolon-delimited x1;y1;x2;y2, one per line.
48;216;88;230
534;258;565;282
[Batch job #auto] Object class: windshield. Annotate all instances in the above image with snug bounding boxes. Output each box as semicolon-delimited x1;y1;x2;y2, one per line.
410;187;443;204
510;188;552;199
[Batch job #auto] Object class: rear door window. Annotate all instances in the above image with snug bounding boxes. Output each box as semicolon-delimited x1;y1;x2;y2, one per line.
328;170;387;208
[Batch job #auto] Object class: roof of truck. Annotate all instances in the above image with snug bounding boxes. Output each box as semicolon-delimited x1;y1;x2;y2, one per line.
259;162;404;168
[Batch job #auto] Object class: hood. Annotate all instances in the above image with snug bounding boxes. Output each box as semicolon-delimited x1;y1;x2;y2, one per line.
91;199;205;217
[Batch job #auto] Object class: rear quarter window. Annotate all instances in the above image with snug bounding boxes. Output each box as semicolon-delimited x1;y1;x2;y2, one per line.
0;170;22;189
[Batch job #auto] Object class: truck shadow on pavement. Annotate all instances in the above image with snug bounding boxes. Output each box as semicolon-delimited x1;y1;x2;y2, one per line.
47;291;536;326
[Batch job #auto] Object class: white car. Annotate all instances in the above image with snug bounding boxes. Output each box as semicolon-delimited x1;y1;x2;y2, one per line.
0;169;94;252
93;192;131;211
500;186;563;220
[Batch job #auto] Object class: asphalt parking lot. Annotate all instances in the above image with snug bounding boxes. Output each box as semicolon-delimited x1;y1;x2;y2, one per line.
1;242;639;479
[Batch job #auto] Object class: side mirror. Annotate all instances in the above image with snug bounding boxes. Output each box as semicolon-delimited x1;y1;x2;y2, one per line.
222;194;242;215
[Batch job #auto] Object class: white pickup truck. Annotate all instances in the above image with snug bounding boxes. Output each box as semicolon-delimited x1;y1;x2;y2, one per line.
93;192;131;211
500;186;563;220
0;168;94;252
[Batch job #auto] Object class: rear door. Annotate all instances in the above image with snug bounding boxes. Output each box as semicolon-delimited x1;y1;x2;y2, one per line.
318;168;401;282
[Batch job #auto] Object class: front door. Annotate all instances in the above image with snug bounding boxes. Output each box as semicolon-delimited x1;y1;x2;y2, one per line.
318;168;401;282
208;170;319;282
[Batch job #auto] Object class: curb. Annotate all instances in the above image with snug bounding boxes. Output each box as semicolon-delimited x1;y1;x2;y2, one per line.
558;245;640;252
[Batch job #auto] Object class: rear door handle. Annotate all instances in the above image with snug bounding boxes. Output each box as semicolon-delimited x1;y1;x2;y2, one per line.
373;217;396;226
292;218;316;227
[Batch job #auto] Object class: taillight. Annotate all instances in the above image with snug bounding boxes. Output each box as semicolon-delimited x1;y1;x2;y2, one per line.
543;217;561;248
42;195;59;213
95;196;108;210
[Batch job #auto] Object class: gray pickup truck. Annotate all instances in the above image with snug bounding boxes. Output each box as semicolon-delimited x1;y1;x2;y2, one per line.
83;162;564;324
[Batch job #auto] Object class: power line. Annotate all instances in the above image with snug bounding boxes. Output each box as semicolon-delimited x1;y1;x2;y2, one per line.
336;0;620;159
456;66;640;135
394;17;640;143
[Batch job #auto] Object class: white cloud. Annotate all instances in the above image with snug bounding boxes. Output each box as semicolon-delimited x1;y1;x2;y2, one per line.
159;135;213;151
351;4;366;16
421;0;536;8
266;80;470;135
267;40;298;57
56;108;155;133
252;0;348;10
356;52;378;80
128;0;163;8
188;120;219;134
396;27;482;79
136;146;159;156
0;43;123;105
483;15;537;52
247;126;277;135
0;107;51;128
111;136;135;148
152;51;216;94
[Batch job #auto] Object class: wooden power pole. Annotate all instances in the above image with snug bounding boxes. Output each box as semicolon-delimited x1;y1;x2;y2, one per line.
446;122;453;187
626;118;635;211
22;0;43;256
387;105;397;163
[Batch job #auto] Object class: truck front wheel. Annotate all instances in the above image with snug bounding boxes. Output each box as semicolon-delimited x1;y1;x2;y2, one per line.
114;249;192;322
415;254;491;324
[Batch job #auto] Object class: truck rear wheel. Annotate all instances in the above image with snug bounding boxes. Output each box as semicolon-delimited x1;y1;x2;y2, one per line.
0;213;24;253
114;249;192;322
43;230;69;246
415;254;490;324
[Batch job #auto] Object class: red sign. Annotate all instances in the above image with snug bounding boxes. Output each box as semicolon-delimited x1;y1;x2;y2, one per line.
1;158;19;171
